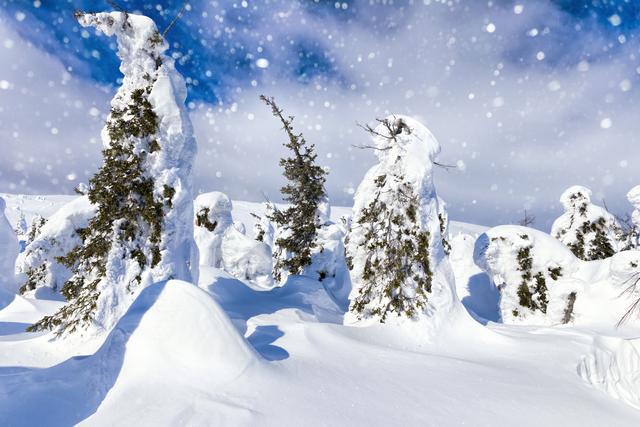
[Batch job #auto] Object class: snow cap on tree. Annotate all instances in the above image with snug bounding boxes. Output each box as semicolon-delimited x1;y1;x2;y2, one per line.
345;115;457;327
29;12;197;336
0;196;19;293
552;185;623;260
194;192;234;267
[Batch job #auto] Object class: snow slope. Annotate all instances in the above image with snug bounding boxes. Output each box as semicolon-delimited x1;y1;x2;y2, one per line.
0;194;639;426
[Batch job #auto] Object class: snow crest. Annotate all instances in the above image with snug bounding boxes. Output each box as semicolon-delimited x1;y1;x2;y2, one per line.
578;336;640;409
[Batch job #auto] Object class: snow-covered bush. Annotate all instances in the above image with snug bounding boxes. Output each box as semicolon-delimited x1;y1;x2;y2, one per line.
29;12;197;335
195;192;272;285
194;192;234;267
16;197;96;298
260;96;328;283
221;226;273;286
345;115;456;324
0;196;19;293
627;185;640;250
551;185;623;260
474;226;581;325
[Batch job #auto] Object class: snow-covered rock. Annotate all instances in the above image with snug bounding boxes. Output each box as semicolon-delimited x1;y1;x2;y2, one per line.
0;196;19;294
551;185;623;260
16;196;96;298
345;115;458;327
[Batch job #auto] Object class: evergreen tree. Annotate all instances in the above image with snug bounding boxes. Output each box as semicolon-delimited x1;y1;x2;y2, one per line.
260;95;328;283
345;116;456;323
28;11;197;335
551;186;623;261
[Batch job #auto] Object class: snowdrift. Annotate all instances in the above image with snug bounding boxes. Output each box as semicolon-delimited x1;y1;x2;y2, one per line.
0;280;257;426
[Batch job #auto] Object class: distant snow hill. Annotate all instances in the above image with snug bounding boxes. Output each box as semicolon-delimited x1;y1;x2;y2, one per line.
0;193;639;426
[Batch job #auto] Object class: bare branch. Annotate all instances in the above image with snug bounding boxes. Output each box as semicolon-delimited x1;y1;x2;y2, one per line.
162;1;189;38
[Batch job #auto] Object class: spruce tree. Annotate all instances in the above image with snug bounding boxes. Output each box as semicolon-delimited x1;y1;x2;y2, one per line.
28;11;197;335
551;186;623;261
345;115;456;323
260;95;328;283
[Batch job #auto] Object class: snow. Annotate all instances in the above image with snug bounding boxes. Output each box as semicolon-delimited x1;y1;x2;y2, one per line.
475;225;640;328
629;185;640;248
194;191;234;267
67;12;198;335
345;115;458;327
551;185;624;259
0;197;18;296
15;196;96;298
0;194;639;425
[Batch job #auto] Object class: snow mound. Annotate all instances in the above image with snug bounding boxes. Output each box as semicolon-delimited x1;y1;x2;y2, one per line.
221;226;273;287
0;280;257;425
0;196;18;295
16;196;96;297
578;336;640;409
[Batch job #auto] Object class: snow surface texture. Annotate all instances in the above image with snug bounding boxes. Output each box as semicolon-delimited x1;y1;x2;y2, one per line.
73;12;198;334
0;197;18;306
551;185;623;260
475;225;640;327
1;196;640;424
15;196;96;298
345;115;459;327
195;192;272;287
628;185;640;249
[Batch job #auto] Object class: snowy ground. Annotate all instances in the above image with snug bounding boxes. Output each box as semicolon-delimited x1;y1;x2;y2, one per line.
1;195;639;426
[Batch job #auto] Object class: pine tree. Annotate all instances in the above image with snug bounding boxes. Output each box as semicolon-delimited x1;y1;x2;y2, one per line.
551;186;623;261
260;95;328;283
28;12;197;335
346;116;455;323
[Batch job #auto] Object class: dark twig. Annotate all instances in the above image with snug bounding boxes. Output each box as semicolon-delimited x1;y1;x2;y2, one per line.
162;0;189;38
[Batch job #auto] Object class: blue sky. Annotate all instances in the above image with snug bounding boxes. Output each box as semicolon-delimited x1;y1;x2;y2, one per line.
0;0;639;229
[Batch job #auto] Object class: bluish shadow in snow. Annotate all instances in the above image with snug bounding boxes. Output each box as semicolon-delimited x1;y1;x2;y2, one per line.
0;322;31;336
206;274;344;331
247;325;289;361
0;281;167;427
461;273;501;324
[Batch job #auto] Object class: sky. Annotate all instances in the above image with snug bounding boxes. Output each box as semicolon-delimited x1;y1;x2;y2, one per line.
0;0;639;230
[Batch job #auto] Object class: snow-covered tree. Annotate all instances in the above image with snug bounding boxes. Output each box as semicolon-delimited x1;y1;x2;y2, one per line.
474;226;580;325
551;185;623;261
345;115;456;323
251;202;276;248
194;192;234;268
260;95;328;283
627;185;640;250
29;12;197;335
0;197;19;294
17;197;96;297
